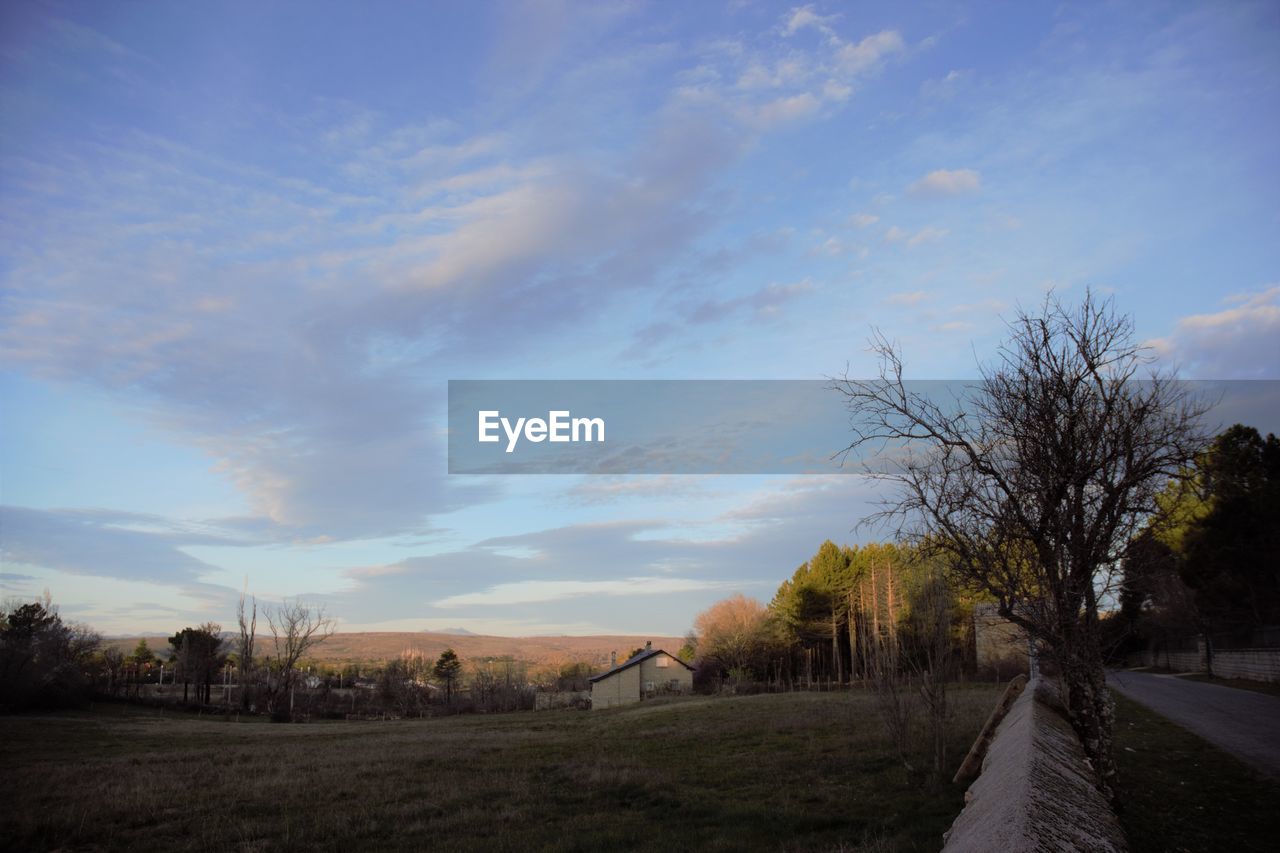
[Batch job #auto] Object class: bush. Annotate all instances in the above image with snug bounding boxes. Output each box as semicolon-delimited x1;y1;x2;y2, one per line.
0;595;100;711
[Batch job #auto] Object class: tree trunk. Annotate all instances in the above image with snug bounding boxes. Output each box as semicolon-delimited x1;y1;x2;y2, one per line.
871;568;880;638
1059;643;1118;803
831;607;842;684
886;568;896;639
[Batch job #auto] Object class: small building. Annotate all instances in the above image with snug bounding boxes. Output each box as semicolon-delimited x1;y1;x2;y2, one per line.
589;642;694;710
973;602;1032;676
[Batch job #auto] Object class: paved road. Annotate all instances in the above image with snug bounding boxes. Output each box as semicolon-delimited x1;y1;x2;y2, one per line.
1108;669;1280;778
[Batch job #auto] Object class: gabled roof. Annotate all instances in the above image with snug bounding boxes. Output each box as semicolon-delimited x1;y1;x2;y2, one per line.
588;648;694;683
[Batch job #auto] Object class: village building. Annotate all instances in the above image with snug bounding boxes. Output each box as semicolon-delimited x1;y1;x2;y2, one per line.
973;602;1032;676
589;642;694;710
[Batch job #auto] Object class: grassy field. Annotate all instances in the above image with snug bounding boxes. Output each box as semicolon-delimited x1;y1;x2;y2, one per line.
0;686;1002;852
1111;691;1280;853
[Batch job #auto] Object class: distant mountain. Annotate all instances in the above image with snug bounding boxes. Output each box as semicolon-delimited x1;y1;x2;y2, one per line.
102;631;686;669
432;627;477;636
101;633;171;640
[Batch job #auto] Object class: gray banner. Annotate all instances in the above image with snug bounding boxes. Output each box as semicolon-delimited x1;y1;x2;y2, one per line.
446;379;1280;475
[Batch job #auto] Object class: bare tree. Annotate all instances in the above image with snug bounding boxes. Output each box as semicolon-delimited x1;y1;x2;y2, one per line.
833;291;1209;798
236;586;257;710
859;583;915;777
906;560;954;786
264;599;335;718
100;647;127;696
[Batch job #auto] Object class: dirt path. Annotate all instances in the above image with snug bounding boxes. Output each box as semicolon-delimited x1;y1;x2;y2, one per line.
1108;669;1280;778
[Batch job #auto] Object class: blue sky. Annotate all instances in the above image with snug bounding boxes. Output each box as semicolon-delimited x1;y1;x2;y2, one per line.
2;1;1278;636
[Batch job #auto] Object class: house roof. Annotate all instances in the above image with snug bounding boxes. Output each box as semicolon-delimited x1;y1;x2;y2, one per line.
588;648;694;683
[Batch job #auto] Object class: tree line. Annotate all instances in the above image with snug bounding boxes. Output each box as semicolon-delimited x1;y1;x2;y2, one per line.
686;540;966;784
1;587;610;718
1116;423;1280;671
690;541;973;688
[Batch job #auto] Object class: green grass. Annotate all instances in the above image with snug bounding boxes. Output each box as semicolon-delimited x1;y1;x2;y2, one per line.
1111;691;1280;853
0;687;1001;852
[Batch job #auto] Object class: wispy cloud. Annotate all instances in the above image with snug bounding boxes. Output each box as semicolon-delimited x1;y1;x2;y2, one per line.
883;225;948;247
435;577;739;608
907;168;982;197
1148;286;1280;378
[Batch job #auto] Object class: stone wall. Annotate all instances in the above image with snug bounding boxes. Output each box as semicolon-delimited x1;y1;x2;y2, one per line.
1127;644;1280;682
942;678;1127;853
1206;648;1280;681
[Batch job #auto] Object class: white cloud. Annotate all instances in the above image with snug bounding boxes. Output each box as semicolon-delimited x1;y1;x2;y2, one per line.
750;92;822;128
700;16;907;131
885;290;928;305
920;69;967;99
1;82;750;540
908;168;982;197
815;236;847;256
1148;286;1280;378
883;225;947;246
907;225;949;246
835;30;905;75
849;212;879;228
565;475;716;504
783;5;836;37
822;79;852;102
434;576;740;608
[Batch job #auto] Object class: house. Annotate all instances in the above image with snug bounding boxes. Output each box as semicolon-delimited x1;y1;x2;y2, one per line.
973;602;1032;676
589;641;694;710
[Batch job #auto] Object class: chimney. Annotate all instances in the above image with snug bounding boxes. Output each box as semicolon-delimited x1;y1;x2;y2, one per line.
610;651;617;667
645;640;652;651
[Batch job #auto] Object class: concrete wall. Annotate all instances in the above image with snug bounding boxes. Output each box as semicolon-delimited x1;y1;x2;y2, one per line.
591;664;641;710
1127;643;1280;682
1210;648;1280;681
942;679;1127;853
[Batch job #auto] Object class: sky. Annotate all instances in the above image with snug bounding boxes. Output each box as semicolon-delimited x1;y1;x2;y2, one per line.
2;1;1278;638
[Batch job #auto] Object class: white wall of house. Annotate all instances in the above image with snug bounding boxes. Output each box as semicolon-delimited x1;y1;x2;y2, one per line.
590;651;692;709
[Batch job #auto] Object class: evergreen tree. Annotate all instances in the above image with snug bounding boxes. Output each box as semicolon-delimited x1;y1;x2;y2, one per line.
433;648;462;704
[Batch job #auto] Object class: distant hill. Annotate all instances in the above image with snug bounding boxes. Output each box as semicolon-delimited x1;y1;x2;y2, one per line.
104;631;685;669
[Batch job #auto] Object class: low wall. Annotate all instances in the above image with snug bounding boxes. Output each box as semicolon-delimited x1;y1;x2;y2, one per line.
534;690;589;711
1127;646;1280;682
942;679;1127;853
1127;649;1204;672
1209;648;1280;681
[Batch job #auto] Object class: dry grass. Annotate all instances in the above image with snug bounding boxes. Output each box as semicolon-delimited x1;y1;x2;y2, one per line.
0;686;1002;852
